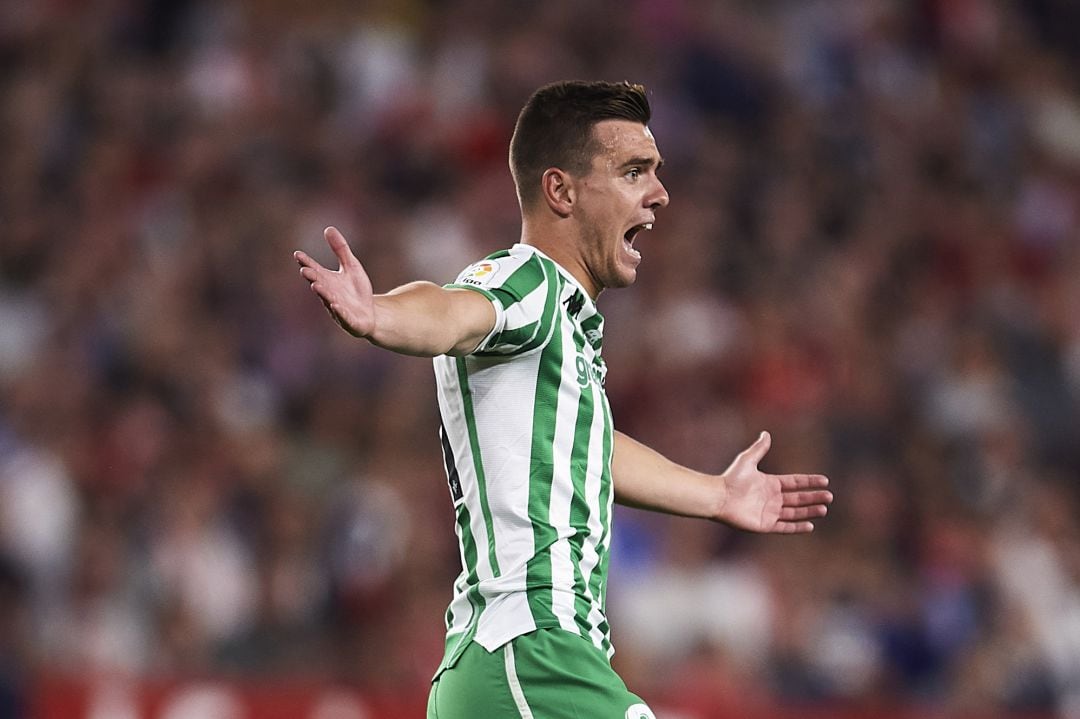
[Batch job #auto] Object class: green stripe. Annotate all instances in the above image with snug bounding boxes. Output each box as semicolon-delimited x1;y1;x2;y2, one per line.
440;585;486;671
440;504;487;673
454;503;480;593
568;371;596;638
456;357;501;578
473;321;540;356
579;313;603;333
498;321;542;348
525;270;564;627
580;312;604;351
499;255;546;303
519;261;561;353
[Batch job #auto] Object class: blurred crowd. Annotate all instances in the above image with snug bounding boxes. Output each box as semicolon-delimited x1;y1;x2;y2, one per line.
2;0;1080;716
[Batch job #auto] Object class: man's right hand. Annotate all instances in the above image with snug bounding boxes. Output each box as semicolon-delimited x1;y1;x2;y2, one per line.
295;226;497;357
294;226;375;339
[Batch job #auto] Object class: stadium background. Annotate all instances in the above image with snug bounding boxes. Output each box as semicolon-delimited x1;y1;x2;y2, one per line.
2;0;1080;717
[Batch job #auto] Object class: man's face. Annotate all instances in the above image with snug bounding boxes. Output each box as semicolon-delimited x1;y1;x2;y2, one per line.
573;119;669;296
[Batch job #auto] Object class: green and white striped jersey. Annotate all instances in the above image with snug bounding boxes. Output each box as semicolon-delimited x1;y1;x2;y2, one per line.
432;243;614;676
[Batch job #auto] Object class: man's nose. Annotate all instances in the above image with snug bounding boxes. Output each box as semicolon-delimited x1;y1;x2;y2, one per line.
647;179;670;210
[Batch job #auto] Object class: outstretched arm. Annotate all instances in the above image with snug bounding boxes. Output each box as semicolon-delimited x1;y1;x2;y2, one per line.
294;227;496;357
612;430;832;533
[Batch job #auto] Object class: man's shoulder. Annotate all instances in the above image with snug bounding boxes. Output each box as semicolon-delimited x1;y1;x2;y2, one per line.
452;245;552;297
476;244;550;270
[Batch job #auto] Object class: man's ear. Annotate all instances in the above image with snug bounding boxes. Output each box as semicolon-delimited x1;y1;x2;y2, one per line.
541;168;574;217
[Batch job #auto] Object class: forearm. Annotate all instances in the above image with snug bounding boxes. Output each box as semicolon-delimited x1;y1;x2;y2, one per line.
611;431;724;520
367;282;494;357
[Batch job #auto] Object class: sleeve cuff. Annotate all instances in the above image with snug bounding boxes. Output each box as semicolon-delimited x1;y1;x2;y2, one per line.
445;283;505;354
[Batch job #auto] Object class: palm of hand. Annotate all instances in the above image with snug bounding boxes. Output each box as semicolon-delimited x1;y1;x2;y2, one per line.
294;227;376;338
718;432;832;534
721;469;784;532
320;264;374;338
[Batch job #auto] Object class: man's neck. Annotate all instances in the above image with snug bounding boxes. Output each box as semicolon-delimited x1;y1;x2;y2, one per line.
520;220;600;299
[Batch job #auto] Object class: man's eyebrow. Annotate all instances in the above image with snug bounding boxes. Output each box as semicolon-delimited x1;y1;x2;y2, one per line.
618;155;664;171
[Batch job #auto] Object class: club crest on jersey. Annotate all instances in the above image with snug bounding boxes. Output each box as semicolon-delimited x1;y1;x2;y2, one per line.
459;260;500;286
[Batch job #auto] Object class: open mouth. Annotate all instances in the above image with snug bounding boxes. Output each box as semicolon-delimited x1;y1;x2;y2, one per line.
623;222;653;258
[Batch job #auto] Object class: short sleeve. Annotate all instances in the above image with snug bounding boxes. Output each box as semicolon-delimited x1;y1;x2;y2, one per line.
446;251;557;356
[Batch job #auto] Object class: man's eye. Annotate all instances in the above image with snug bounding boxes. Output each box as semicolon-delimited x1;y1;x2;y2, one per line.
627;168;640;180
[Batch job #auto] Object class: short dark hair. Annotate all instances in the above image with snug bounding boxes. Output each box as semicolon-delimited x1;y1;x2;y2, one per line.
509;81;651;208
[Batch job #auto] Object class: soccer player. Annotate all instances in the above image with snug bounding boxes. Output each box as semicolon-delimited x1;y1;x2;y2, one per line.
294;81;833;719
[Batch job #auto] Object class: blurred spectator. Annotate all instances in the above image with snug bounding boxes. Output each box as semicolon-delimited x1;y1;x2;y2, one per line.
1;0;1079;716
0;554;29;718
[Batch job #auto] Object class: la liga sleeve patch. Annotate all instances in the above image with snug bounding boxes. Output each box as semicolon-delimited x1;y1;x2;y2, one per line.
456;259;501;287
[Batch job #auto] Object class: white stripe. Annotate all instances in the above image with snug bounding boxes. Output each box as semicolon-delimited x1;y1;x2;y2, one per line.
468;352;542;586
476;591;534;650
467;353;540;643
491;258;559;356
502;281;548;331
549;295;583;632
479;251;547;352
504;642;535;719
433;357;481;656
433;357;496;587
599;394;617;658
581;377;608;650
